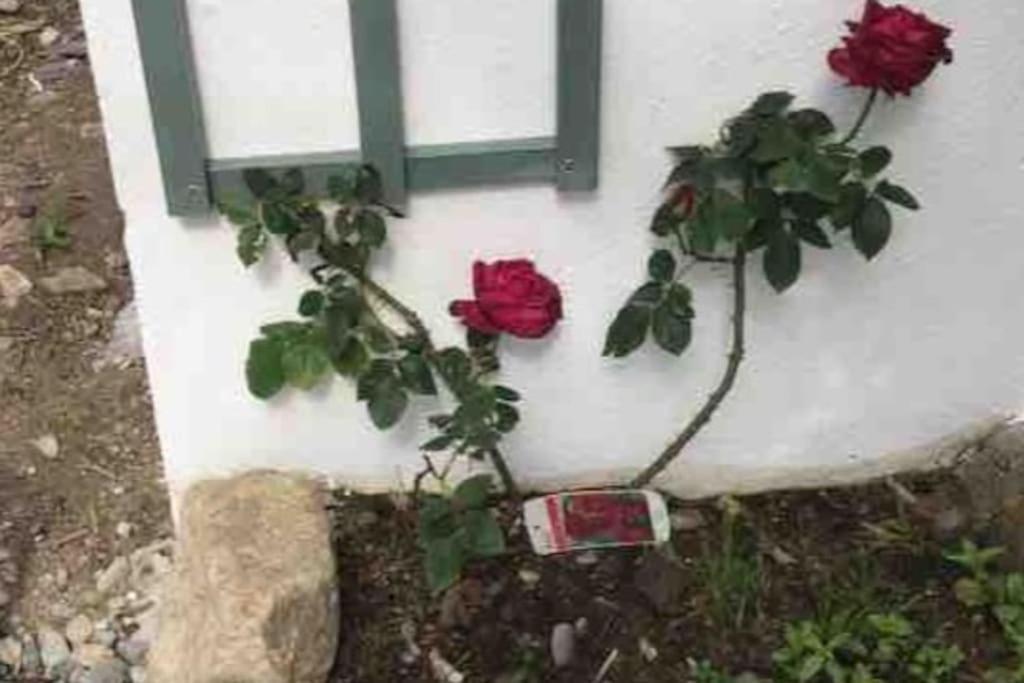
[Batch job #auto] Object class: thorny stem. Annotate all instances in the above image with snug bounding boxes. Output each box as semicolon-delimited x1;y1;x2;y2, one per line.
839;88;879;146
341;266;521;498
631;245;747;488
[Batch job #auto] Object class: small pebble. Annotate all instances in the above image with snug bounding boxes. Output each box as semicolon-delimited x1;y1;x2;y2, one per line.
639;636;659;662
550;623;576;668
517;569;541;586
670;508;707;531
575;550;599;566
0;0;22;14
38;26;61;49
31;434;60;459
116;522;133;539
65;614;92;645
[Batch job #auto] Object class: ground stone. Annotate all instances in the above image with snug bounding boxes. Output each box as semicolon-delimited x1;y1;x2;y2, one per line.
96;556;130;595
38;26;61;48
115;633;149;666
32;433;60;459
39;265;107;294
66;613;93;645
37;626;72;678
147;471;339;683
78;658;129;683
634;551;688;612
0;264;32;308
670;508;707;531
130;666;146;683
550;622;576;668
74;642;116;668
0;637;21;673
0;0;21;14
20;634;41;676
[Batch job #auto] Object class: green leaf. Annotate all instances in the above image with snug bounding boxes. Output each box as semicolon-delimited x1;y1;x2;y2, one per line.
768;159;806;191
298;290;325;317
362;324;395;353
398;353;437;396
806;157;841;202
261;201;300;236
688;203;719;254
665;283;693;317
748;188;781;222
494;402;520;433
354;210;387;248
331;337;369;377
367;380;408;430
454;474;493;509
421;434;456;452
852;198;892;260
280;168;305;196
260;321;309;340
710;189;755;240
798;654;826;682
603;305;651;358
436;347;472;386
786;193;831;221
831;183;868;229
218;199;256;226
463;509;506;557
355;165;384;204
859;146;892;178
650;202;681;237
493;386;521;402
648;249;676;282
794;220;832;249
751;119;799;163
243;169;277;199
764;229;801;292
236;223;267;268
327;173;356;202
424;534;463;595
281;341;331;390
285;229;319;262
629;282;664;307
875;180;920;210
787;108;835;139
750;91;794;116
652;302;692;356
246;338;285;399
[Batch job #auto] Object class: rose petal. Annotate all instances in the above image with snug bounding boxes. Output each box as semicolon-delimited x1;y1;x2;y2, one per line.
449;300;501;335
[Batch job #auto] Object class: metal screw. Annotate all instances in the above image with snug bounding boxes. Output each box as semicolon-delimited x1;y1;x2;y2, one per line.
559;158;576;174
186;184;206;206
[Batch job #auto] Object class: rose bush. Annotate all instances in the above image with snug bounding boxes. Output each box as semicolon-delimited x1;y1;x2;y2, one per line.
828;0;953;96
450;260;563;339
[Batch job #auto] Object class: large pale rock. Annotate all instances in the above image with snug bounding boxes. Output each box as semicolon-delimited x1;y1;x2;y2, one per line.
148;471;339;683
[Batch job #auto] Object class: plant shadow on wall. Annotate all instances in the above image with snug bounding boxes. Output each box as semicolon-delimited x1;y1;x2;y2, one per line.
605;0;953;488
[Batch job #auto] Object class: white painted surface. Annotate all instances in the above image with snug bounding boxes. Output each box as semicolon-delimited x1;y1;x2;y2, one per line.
81;0;1024;500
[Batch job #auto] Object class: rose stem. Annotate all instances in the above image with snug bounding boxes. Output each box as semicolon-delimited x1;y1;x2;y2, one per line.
631;244;747;489
340;266;521;499
839;87;880;146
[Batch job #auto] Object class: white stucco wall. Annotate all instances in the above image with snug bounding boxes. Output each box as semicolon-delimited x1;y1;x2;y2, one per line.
80;0;1024;500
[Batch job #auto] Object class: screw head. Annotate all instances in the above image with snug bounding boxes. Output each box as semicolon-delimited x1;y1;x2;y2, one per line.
185;184;206;206
559;158;576;173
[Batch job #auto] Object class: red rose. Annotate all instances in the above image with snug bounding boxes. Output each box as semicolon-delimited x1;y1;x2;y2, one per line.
667;183;696;220
828;0;952;96
449;260;563;339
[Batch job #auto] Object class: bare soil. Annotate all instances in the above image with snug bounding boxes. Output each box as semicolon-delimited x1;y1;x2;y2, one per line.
329;475;1011;682
1;0;171;631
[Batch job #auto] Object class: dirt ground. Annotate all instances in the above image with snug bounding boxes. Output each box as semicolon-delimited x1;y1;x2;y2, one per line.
1;0;170;631
329;476;1012;683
